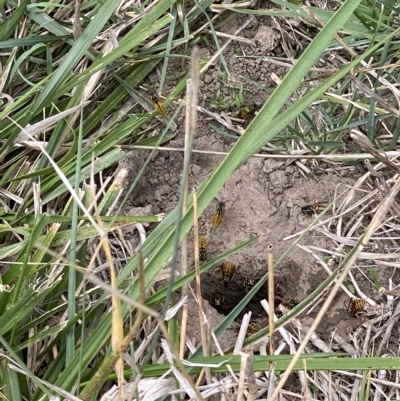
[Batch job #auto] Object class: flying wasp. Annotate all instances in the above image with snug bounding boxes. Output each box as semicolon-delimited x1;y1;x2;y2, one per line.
220;262;236;287
298;203;327;217
347;297;366;317
198;236;208;261
148;89;166;116
212;201;225;229
243;277;256;293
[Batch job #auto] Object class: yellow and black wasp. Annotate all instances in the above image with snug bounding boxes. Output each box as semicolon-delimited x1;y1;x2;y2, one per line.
245;322;261;338
220;262;236;287
239;105;256;121
211;295;224;313
347;297;366;317
198;235;208;261
243;277;256;293
298;203;327;217
148;89;166;116
283;298;299;310
212;201;225;229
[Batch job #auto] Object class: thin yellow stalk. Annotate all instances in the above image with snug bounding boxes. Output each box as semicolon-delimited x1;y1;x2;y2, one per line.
193;190;210;381
179;194;189;360
268;244;275;360
126;248;145;401
179;46;200;359
267;244;276;398
103;237;124;385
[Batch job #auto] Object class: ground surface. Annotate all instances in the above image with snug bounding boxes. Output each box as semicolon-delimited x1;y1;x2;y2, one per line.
118;11;400;360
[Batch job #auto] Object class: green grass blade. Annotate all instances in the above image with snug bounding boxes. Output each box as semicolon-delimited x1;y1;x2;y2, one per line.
54;15;174;100
0;0;30;41
0;278;61;336
41;148;127;205
140;354;400;377
25;0;123;119
0;35;70;48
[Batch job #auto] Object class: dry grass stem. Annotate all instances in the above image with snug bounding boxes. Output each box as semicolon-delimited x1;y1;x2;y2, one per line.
197;105;244;134
246;351;257;401
237;352;249;401
375;301;400;356
234;313;252;354
193;190;211;381
210;2;253;11
331;333;358;355
14;103;89;142
179;186;189;357
334;369;400;389
297;244;353;297
161;339;204;401
3;354;83;400
129;145;400;161
351;130;400;174
100;378;177;401
8;116;104;231
187;47;212;386
267;244;275;361
213;31;256;46
199;16;254;75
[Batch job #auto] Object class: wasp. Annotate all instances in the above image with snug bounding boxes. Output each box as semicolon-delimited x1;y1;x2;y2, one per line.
220;262;236;287
347;297;366;317
245;322;261;338
239;105;256;120
198;236;208;261
211;295;224;312
243;277;256;293
212;201;225;229
299;203;327;217
282;298;299;310
148;89;166;116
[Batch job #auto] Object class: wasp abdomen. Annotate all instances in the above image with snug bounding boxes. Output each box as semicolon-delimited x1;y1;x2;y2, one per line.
348;297;366;317
198;236;208;261
212;202;225;229
245;322;261;338
220;262;236;287
300;203;327;216
148;89;166;116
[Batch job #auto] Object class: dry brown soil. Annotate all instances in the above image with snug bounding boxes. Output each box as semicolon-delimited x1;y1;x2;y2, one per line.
118;12;400;356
